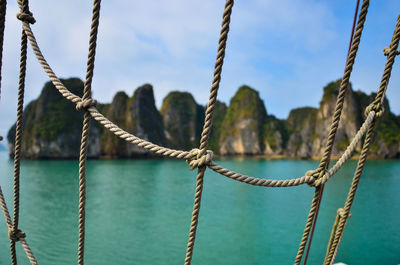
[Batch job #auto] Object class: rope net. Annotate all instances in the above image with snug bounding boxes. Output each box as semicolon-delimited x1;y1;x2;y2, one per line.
0;0;399;264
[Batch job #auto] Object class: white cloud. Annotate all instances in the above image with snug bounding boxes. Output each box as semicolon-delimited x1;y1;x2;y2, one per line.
0;0;399;142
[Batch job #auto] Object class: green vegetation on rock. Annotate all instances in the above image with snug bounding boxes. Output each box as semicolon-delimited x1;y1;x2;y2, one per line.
160;91;204;150
208;101;227;153
7;78;400;159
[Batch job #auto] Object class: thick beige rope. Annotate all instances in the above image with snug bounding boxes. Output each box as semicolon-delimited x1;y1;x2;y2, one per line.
324;11;400;265
208;162;315;187
20;0;373;192
294;1;370;263
323;122;376;265
206;111;374;188
0;185;38;265
9;0;35;263
0;0;395;264
325;208;351;265
0;0;6;100
184;1;234;264
76;1;102;264
313;111;375;187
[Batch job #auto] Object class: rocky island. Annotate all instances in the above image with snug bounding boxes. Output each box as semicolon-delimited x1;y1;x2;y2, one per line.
7;78;400;159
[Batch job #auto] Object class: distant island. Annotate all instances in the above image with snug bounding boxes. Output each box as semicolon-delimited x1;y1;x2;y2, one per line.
7;78;400;159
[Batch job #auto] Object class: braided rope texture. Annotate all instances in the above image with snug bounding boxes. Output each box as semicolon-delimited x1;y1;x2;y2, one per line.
295;1;370;263
0;0;398;264
324;11;400;265
77;1;102;264
0;0;5;100
184;1;233;264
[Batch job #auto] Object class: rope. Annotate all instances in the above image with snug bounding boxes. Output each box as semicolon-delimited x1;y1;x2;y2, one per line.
371;11;400;110
323;122;376;264
10;0;33;263
318;0;369;172
184;1;234;264
77;1;102;264
0;186;38;265
324;10;400;264
295;1;369;263
294;186;323;264
325;208;351;265
0;0;397;264
0;0;6;101
208;162;315;187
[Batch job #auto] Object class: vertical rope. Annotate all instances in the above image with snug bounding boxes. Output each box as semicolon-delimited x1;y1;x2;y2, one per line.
323;122;375;265
293;186;323;264
372;12;400;108
318;0;369;174
184;167;206;265
197;0;234;157
0;186;12;228
324;11;400;264
295;1;369;264
11;0;33;260
184;1;233;264
0;0;6;100
77;1;101;264
302;184;325;265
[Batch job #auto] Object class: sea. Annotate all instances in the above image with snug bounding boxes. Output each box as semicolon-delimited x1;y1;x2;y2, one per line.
0;152;399;265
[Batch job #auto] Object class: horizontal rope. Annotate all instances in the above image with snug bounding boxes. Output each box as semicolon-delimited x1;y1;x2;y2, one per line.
21;16;382;191
88;107;193;160
21;18;382;190
313;110;376;187
5;1;396;265
208;161;314;187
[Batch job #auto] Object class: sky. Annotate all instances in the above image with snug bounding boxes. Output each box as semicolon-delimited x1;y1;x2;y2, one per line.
0;0;399;143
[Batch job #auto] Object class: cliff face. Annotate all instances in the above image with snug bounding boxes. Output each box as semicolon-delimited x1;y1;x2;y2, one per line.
219;86;267;155
208;100;227;153
100;91;128;157
283;79;400;158
160;91;204;150
284;80;361;158
100;84;166;157
7;78;400;159
124;84;166;156
7;78;101;159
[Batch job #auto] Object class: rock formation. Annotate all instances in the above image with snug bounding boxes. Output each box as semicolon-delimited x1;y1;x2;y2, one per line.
219;85;267;155
160;91;204;150
7;78;101;159
7;78;400;159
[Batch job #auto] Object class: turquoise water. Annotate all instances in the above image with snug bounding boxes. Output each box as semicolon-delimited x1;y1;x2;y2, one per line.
0;152;399;265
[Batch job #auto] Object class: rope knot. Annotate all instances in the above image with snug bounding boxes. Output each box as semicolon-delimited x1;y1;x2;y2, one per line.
8;228;26;242
364;104;384;118
305;168;328;187
383;46;400;56
76;99;97;111
186;148;213;170
337;208;352;219
16;11;36;24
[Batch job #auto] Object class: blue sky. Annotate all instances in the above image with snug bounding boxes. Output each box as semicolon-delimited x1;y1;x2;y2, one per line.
0;0;399;142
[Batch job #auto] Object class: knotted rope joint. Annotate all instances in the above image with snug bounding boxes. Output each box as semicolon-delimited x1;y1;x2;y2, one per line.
8;228;26;242
364;104;384;118
16;11;36;24
337;208;352;219
306;168;328;187
186;148;214;170
383;46;400;56
76;98;97;111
